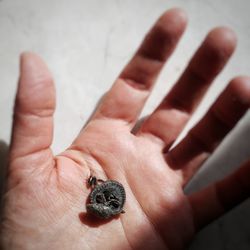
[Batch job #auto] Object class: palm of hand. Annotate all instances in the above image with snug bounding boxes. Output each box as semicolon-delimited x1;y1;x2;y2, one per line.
4;118;194;250
1;8;250;250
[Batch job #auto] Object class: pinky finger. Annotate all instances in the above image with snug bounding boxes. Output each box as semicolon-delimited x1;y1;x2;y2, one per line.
188;160;250;230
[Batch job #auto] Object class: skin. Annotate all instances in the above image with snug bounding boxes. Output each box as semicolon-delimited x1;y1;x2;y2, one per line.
0;8;250;250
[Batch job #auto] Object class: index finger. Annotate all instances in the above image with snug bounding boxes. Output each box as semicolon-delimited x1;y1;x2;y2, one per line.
90;8;187;127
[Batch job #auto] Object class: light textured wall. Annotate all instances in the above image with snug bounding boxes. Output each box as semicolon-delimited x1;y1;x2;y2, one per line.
0;0;250;249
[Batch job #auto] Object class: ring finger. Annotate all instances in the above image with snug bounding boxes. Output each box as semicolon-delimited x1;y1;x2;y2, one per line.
167;76;250;186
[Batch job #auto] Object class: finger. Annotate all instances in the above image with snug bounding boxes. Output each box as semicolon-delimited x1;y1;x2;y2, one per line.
90;8;187;126
188;159;250;230
137;27;236;148
166;76;250;184
10;52;55;163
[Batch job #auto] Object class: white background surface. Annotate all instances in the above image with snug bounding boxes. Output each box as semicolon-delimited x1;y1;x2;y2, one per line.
0;0;250;249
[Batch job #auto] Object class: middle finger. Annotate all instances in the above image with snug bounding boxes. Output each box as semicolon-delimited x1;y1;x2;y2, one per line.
137;27;236;149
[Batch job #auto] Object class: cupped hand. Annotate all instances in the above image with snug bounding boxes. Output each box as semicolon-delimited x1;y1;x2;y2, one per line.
1;8;250;250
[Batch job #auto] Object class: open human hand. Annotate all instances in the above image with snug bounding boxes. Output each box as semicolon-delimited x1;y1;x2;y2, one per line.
1;8;250;250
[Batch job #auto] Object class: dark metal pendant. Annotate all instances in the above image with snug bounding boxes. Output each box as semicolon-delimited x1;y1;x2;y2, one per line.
86;176;126;219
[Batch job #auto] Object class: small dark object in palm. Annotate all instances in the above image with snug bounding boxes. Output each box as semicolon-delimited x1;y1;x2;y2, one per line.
86;176;126;219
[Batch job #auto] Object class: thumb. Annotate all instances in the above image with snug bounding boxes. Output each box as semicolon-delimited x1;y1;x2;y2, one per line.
9;52;55;168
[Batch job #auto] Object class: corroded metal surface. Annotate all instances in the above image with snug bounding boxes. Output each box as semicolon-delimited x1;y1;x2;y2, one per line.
86;177;126;219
